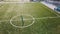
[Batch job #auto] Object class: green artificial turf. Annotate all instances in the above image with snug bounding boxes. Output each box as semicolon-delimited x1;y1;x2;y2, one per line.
0;2;60;34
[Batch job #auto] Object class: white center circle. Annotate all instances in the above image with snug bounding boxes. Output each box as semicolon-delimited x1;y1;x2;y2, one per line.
10;14;35;28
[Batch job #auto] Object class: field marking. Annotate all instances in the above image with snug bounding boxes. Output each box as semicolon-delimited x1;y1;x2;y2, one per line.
35;16;60;19
9;14;60;28
0;16;60;28
45;7;60;17
0;16;60;22
10;14;35;28
0;2;35;4
0;14;60;28
40;2;60;17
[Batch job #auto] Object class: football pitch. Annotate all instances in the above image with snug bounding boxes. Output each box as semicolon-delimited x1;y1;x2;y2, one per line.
0;2;60;34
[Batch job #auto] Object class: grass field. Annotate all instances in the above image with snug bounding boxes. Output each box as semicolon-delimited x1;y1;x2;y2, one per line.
0;2;60;34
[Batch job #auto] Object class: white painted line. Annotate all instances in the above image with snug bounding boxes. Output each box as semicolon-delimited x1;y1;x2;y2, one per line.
41;2;60;17
0;16;60;22
41;2;56;10
0;2;35;3
10;14;35;28
35;16;60;19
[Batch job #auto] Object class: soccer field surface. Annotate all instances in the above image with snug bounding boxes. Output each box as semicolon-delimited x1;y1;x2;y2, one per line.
0;2;60;34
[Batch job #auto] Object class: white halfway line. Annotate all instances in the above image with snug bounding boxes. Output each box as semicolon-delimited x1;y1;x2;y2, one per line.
35;16;60;19
0;16;60;22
